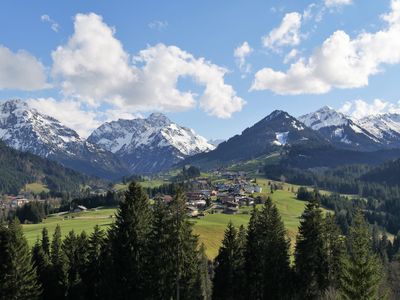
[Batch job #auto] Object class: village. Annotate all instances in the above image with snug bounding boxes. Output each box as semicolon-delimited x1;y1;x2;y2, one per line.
169;171;267;218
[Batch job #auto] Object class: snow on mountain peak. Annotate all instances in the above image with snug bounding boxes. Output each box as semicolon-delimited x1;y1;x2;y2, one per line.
299;106;349;130
88;113;215;173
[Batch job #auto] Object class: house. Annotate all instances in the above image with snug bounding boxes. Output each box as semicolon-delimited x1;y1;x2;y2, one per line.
73;205;87;213
254;185;262;193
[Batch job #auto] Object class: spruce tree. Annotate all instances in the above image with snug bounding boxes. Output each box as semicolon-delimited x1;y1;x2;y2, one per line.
213;222;243;300
62;230;89;299
108;181;152;299
146;200;176;299
31;239;52;300
41;227;50;255
295;198;328;299
83;225;106;299
244;198;292;299
323;214;345;290
340;211;383;300
48;224;68;299
168;188;203;299
0;220;41;300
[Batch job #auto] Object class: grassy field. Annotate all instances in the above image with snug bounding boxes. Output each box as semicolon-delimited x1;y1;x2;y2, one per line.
22;189;310;258
21;183;50;194
114;179;169;191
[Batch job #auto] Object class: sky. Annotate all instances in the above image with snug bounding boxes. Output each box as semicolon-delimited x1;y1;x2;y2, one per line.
1;0;400;140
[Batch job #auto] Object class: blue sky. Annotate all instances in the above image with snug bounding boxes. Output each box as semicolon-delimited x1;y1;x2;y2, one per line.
1;0;400;140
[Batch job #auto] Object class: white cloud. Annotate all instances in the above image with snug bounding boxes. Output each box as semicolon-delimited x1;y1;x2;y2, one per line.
0;45;48;90
52;13;244;118
284;49;298;64
148;20;168;31
234;41;253;75
252;0;400;95
324;0;352;8
262;12;303;50
27;98;102;137
339;99;400;119
41;14;59;32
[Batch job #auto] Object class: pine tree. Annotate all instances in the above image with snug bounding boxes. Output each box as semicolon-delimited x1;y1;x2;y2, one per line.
31;239;52;300
41;227;50;255
48;224;68;299
213;222;243;300
340;210;383;300
244;198;292;299
295;198;328;299
62;230;89;299
323;214;345;292
108;181;152;299
168;188;203;299
83;225;106;299
0;220;41;299
146;200;176;299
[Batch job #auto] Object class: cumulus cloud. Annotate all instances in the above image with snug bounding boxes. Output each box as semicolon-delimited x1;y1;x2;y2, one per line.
148;20;168;31
324;0;352;8
234;41;253;75
41;14;59;32
27;98;103;137
0;45;48;90
52;13;244;118
252;0;400;95
339;99;400;119
262;12;303;50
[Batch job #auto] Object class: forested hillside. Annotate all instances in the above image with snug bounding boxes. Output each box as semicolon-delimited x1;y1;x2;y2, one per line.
0;141;92;194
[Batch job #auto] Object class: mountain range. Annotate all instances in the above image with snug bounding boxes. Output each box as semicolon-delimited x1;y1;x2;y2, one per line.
0;100;214;178
2;99;400;179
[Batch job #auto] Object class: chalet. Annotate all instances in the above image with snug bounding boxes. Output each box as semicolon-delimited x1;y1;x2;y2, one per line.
73;205;87;213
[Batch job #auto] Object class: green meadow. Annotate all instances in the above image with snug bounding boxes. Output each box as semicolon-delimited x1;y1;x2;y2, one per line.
22;189;311;258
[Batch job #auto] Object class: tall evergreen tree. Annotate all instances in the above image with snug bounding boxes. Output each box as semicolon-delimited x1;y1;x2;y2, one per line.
83;225;106;299
48;224;68;299
41;227;50;255
146;200;176;299
213;222;243;300
62;230;89;299
295;198;328;299
0;220;41;300
323;213;345;290
108;181;152;299
31;239;52;300
245;198;292;299
168;188;203;300
340;211;383;300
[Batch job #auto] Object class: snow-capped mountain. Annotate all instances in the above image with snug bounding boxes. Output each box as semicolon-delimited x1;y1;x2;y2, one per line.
184;110;327;166
88;113;215;174
299;106;381;150
0;99;127;180
358;113;400;147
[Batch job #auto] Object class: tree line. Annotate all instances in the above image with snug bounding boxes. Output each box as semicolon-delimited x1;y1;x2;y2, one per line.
1;181;399;299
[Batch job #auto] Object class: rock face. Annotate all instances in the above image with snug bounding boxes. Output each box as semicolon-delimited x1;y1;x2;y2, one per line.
299;106;381;151
0;100;127;180
88;113;215;174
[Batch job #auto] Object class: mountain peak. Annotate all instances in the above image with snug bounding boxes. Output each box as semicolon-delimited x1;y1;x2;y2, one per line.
265;110;290;121
299;106;348;130
1;99;29;112
147;112;171;125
